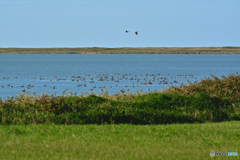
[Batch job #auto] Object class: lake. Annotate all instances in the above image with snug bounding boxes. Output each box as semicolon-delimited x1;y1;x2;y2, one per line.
0;54;240;99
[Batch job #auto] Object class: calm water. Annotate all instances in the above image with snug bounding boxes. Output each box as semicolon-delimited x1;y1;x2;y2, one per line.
0;54;240;99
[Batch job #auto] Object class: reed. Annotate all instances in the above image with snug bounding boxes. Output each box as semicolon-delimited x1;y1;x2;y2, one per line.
166;73;240;103
0;74;239;125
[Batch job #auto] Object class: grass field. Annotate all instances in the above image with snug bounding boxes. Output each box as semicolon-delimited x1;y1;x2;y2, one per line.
0;122;239;160
1;47;240;54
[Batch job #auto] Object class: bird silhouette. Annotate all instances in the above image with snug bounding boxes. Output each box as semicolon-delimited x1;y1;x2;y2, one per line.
125;30;129;33
135;31;139;35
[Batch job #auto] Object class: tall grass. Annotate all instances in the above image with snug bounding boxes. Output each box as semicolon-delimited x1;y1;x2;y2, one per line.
0;74;240;125
166;73;240;103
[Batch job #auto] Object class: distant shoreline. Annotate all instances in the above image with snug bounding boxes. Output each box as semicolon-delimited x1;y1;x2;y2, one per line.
0;47;240;54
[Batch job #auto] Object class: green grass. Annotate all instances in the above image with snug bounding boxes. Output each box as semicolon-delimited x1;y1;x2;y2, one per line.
0;122;239;160
1;47;240;54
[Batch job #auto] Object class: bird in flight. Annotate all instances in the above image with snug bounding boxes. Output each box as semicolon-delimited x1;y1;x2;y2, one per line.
135;31;139;35
125;30;129;33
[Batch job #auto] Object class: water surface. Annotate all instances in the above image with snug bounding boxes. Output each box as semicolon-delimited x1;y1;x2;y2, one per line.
0;54;239;99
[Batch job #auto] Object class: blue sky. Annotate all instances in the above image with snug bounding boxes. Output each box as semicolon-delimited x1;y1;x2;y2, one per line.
0;0;239;48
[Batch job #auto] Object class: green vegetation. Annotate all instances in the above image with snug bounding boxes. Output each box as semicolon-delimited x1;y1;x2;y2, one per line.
0;122;239;159
1;47;240;54
166;74;240;103
1;74;240;125
0;74;239;159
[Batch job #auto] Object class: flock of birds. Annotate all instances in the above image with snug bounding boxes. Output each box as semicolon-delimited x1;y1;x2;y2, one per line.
0;73;204;99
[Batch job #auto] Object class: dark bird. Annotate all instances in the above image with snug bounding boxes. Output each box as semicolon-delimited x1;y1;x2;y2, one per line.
125;30;129;33
135;31;139;35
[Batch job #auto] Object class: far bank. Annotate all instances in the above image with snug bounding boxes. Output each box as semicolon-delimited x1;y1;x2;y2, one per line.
1;47;240;54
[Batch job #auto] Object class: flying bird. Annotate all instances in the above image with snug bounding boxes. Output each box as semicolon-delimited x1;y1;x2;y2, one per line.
125;30;129;33
135;31;139;35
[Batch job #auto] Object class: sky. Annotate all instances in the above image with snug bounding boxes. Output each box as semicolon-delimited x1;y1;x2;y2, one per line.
0;0;239;48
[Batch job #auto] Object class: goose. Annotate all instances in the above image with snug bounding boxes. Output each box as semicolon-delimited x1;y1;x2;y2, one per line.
148;82;152;85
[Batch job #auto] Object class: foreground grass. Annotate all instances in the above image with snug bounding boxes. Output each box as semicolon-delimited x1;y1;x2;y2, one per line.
1;47;240;54
0;122;239;160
